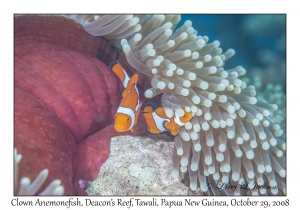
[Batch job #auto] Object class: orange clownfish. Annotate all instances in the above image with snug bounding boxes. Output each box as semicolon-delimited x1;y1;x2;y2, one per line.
111;60;138;98
142;106;193;136
110;61;142;133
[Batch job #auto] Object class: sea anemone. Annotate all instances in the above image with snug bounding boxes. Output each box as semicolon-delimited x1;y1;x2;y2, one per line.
68;14;286;195
65;15;142;40
14;149;64;195
14;15;146;195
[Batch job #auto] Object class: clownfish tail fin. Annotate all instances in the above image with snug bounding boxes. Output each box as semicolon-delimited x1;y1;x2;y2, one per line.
109;60;131;89
180;111;193;123
108;59;119;71
124;74;139;92
121;74;139;99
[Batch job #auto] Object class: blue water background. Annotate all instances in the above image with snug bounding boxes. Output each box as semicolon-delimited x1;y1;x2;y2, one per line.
178;14;286;90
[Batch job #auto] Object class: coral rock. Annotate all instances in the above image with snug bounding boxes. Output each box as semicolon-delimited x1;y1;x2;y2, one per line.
86;135;203;195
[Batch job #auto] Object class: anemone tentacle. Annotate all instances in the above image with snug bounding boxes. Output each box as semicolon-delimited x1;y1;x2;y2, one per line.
68;14;286;195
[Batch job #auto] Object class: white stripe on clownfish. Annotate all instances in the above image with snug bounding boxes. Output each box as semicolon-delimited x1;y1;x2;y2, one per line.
116;106;136;130
152;111;170;132
142;106;193;136
134;84;141;111
174;112;185;126
114;82;142;133
122;72;130;88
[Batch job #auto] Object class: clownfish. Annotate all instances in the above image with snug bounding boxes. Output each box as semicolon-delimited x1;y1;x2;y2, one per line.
142;106;193;136
110;61;142;133
110;60;138;98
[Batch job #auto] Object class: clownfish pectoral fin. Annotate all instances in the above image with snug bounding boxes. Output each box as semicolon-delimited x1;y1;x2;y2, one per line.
118;83;140;132
134;103;142;125
146;126;161;134
170;129;178;136
130;127;134;133
121;83;139;110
